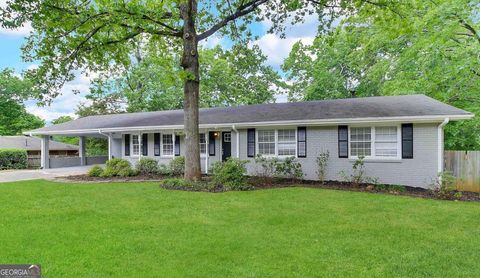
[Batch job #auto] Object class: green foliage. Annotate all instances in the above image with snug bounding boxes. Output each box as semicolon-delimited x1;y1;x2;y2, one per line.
274;156;304;180
159;178;216;191
0;69;45;135
169;156;185;176
0;148;27;170
316;151;330;183
136;158;159;175
339;156;377;185
283;0;480;150
101;158;135;177
87;165;103;177
430;171;461;200
254;155;304;180
210;158;251;191
374;184;406;193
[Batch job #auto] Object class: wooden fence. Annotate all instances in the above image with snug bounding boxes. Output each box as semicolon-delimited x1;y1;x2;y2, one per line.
444;151;480;192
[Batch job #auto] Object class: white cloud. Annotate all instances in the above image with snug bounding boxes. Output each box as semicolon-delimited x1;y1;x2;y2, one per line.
25;70;95;123
0;0;33;36
253;34;314;68
252;11;318;68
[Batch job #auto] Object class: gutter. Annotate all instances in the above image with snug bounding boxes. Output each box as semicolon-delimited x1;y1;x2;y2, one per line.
438;118;449;175
232;125;240;158
24;114;474;136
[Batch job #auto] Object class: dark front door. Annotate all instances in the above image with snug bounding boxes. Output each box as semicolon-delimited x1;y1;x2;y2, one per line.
222;132;232;161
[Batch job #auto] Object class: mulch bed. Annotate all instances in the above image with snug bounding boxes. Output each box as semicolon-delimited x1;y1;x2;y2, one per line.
59;174;480;201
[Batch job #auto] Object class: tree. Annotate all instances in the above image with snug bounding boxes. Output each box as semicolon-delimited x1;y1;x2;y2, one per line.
0;69;44;135
1;0;385;179
283;0;480;150
85;43;284;112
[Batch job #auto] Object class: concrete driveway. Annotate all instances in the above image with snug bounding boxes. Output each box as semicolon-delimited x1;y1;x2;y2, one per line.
0;165;99;183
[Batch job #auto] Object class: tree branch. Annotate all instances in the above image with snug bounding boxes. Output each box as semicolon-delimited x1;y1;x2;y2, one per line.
197;0;269;41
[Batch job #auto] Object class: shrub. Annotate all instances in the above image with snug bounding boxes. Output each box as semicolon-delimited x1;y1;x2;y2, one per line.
211;158;251;190
430;171;460;200
0;148;27;170
254;155;277;178
158;164;172;176
274;156;303;180
254;155;304;180
169;156;185;176
316;151;329;184
136;158;159;175
87;165;103;177
338;156;377;185
101;158;135;177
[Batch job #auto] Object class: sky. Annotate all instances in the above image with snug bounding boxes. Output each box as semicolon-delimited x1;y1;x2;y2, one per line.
0;3;319;123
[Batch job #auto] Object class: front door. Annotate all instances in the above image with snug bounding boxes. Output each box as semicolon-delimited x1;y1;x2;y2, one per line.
222;132;231;161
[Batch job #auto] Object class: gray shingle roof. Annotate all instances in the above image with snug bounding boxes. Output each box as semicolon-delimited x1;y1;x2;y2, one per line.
28;95;472;134
0;136;79;151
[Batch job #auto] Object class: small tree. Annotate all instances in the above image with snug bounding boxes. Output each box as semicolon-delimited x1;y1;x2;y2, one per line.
316;150;329;184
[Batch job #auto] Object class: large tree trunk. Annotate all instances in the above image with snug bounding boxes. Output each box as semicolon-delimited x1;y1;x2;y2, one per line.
180;0;201;180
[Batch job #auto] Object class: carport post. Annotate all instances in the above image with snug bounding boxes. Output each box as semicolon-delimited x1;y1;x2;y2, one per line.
79;136;86;166
40;135;50;169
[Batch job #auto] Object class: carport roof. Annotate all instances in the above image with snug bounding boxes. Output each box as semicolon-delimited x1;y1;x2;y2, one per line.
27;94;473;135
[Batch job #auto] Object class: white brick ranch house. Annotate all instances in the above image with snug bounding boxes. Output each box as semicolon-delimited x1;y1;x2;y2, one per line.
26;95;473;188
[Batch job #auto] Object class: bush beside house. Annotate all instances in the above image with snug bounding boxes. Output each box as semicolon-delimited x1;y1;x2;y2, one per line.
0;149;28;170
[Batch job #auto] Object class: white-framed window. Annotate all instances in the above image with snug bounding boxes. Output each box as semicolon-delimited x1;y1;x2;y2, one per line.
162;134;174;156
132;134;140;156
277;129;296;156
199;133;207;155
350;127;372;157
257;129;296;157
375;126;398;157
258;130;276;156
349;126;400;159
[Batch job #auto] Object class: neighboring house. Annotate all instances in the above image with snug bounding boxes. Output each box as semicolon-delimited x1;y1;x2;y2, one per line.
0;136;79;157
26;95;473;188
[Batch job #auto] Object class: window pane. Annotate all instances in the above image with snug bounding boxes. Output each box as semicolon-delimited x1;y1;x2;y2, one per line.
278;129;296;156
375;126;397;157
350;127;371;157
162;134;173;156
258;130;275;155
278;129;295;142
199;133;206;154
132;135;140;156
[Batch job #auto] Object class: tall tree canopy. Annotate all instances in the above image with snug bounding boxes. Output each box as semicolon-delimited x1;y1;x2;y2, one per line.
1;0;389;179
84;43;284;112
0;69;44;135
283;0;480;150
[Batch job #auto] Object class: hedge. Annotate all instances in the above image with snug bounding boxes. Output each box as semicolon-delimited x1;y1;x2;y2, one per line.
0;148;28;170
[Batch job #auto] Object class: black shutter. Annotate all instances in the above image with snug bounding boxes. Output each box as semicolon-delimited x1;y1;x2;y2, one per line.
297;127;307;158
124;134;130;156
338;126;348;158
247;128;255;157
142;134;148;156
175;135;180;156
154;133;160;156
402;123;413;159
209;132;216;156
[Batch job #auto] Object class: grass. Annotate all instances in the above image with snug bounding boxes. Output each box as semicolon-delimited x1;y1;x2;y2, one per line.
1;180;480;277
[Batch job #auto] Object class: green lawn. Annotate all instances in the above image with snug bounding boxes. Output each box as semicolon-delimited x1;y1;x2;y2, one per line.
1;180;479;277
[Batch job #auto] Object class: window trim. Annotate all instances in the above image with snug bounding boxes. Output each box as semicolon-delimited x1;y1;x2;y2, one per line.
161;133;174;157
130;133;141;157
256;128;297;158
348;125;401;160
199;133;207;157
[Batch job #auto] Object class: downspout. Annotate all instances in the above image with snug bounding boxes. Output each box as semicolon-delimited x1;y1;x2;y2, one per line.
232;125;240;158
438;118;449;175
205;129;209;174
